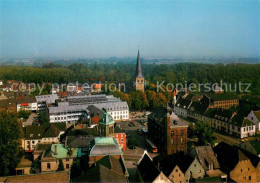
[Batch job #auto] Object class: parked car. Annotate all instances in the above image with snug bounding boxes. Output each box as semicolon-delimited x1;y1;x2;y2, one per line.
142;128;148;135
128;123;134;127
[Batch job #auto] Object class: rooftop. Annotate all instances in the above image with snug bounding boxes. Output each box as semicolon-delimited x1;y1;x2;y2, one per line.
3;171;69;183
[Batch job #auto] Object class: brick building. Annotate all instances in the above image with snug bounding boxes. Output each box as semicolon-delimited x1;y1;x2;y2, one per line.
148;106;188;155
202;93;239;110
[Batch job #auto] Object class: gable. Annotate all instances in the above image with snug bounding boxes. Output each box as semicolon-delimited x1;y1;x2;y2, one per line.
186;158;204;174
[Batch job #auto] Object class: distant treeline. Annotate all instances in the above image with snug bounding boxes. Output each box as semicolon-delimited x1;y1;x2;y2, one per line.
0;62;259;94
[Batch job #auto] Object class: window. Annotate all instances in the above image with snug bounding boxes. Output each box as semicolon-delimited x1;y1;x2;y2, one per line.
249;176;251;180
181;138;183;144
121;138;124;142
241;169;243;172
47;163;51;169
199;170;201;173
27;141;30;144
194;164;196;167
30;134;33;137
32;141;35;144
171;131;174;137
66;158;69;161
181;130;184;135
176;169;178;172
66;164;69;169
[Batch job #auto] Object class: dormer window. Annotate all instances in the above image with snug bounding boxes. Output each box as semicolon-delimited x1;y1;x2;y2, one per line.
38;134;40;136
30;134;33;137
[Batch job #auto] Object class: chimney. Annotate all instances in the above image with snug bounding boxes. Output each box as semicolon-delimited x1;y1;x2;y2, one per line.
54;145;57;155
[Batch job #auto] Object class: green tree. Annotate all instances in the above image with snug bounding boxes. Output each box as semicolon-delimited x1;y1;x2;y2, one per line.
195;122;216;146
0;111;23;176
18;110;31;119
128;138;137;149
57;159;65;171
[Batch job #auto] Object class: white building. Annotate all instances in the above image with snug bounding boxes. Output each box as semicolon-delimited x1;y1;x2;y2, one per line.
48;102;88;125
17;97;38;112
35;94;59;110
247;110;260;133
24;123;65;151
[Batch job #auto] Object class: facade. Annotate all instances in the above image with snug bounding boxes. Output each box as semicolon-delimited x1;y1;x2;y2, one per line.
24;123;66;151
155;151;205;182
16;97;38;112
35;94;59;111
135;50;145;92
114;126;127;151
190;146;227;180
40;144;77;172
247;110;260;133
137;151;171;183
15;156;32;175
174;94;193;118
203;94;239;110
148;106;188;155
47;95;129;124
214;142;257;183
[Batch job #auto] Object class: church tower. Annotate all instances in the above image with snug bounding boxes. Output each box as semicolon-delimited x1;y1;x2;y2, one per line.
135;50;145;92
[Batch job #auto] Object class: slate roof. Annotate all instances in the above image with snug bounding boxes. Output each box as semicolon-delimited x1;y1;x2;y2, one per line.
96;155;127;176
24;122;66;140
175;94;193;109
230;114;254;127
138;153;160;182
16;97;36;104
206;93;238;101
136;50;143;78
154;151;195;176
193;146;220;170
85;163;127;182
149;107;188;127
65;135;94;148
213;142;249;173
249;140;260;154
238;147;260;168
253;110;260;120
24;125;46;140
189;101;209;115
42;124;61;138
204;108;234;122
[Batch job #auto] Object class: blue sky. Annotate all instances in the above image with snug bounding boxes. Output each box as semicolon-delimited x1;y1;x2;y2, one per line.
0;0;259;58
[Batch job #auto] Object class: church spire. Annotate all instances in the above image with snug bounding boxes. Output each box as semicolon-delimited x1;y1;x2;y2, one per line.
136;49;143;78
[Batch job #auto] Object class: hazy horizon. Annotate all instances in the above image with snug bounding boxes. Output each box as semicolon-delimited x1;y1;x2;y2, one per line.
1;0;260;59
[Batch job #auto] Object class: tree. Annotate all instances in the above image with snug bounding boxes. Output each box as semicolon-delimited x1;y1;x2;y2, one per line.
18;110;31;119
57;159;65;171
0;111;23;176
39;111;50;128
128;138;137;149
195;122;216;146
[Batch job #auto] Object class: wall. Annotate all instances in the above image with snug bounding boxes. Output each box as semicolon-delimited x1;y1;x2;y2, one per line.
168;165;185;183
230;159;256;183
184;158;205;182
